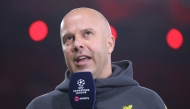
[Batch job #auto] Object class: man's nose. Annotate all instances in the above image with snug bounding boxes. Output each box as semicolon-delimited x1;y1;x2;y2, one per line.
73;37;84;52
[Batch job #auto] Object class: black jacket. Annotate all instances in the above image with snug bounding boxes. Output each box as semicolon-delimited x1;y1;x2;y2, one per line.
27;60;166;109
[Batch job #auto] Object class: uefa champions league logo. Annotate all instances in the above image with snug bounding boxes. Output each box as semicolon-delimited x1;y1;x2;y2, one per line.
73;79;89;94
74;79;89;102
77;79;85;87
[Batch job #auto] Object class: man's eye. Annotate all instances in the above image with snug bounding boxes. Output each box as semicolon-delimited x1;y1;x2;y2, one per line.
64;36;74;44
84;31;92;36
66;37;73;41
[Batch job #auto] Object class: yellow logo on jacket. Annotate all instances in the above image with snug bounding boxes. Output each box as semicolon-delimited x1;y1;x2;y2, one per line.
123;105;133;109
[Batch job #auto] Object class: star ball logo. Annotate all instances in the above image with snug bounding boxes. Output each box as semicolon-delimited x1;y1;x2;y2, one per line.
77;79;85;87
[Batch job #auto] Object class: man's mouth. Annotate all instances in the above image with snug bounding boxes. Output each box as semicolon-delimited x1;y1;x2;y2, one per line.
74;55;91;65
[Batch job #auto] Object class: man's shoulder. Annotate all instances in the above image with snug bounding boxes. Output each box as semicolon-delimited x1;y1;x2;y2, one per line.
26;90;71;109
118;86;166;109
133;86;166;108
134;86;162;99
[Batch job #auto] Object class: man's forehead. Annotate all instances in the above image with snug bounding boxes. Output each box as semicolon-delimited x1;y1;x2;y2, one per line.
62;14;95;26
61;14;101;35
60;7;111;37
61;18;96;32
61;8;104;26
61;14;83;29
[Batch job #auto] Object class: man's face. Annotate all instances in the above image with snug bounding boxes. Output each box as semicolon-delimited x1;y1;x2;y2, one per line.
60;13;113;78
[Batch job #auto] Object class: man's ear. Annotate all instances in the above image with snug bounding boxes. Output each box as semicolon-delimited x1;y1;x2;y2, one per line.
107;35;115;54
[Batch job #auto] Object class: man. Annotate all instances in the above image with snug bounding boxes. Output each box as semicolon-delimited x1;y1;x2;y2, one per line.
27;7;166;109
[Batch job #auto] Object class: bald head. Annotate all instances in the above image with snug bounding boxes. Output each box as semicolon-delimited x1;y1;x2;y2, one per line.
60;7;111;37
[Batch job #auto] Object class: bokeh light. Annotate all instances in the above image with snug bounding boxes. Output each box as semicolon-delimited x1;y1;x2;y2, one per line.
110;25;117;39
166;28;183;50
29;20;48;42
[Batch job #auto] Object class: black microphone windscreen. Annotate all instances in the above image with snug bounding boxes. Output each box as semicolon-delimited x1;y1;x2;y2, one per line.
69;72;96;109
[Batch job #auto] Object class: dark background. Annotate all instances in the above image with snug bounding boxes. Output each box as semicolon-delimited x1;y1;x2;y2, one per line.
1;0;190;109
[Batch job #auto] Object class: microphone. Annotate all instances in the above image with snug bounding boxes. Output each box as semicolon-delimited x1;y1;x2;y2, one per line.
68;72;96;109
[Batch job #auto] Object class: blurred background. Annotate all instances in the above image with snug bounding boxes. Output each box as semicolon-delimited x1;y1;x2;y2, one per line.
1;0;190;108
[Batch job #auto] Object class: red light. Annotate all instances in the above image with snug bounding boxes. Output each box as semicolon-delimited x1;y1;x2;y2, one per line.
166;28;183;50
110;26;117;39
29;20;48;42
